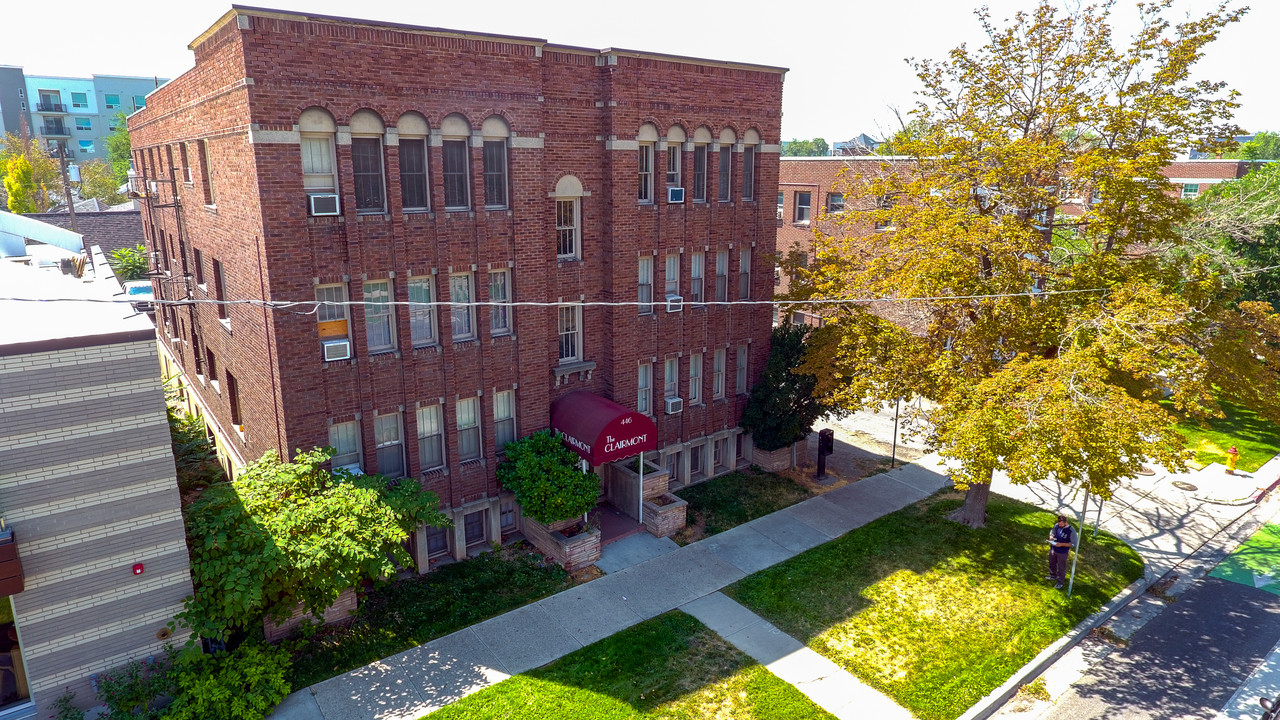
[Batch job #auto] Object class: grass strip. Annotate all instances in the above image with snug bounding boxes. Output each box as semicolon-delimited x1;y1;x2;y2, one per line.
424;611;837;719
727;492;1144;720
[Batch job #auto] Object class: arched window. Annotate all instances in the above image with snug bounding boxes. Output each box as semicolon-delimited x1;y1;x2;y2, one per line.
718;127;737;202
692;126;712;202
398;112;430;211
350;109;386;213
637;123;659;204
441;113;471;210
300;107;338;214
742;128;761;201
482;116;510;209
555;175;584;260
666;125;686;191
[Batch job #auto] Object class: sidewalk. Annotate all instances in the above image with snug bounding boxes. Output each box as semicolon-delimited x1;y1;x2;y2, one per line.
270;457;952;720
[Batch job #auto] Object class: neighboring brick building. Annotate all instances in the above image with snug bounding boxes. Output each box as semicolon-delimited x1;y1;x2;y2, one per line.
129;7;784;568
0;252;194;718
1160;159;1268;199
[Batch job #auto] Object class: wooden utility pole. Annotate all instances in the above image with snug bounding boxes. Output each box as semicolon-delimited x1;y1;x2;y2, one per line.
51;143;78;233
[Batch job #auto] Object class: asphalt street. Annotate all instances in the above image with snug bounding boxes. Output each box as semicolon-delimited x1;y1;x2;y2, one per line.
1053;574;1280;719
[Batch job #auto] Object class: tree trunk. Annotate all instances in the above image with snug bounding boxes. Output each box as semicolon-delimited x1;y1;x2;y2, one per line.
948;479;992;528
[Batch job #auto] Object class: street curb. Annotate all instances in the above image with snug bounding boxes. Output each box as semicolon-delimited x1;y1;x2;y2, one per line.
954;574;1152;720
961;470;1280;720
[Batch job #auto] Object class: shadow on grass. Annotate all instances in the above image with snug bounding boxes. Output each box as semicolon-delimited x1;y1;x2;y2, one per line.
423;612;836;720
725;492;1144;720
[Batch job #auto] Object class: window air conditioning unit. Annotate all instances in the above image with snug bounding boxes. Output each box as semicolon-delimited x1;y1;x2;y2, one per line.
309;193;340;216
322;338;351;361
667;186;685;203
336;463;364;475
665;294;683;313
664;396;684;415
776;207;784;220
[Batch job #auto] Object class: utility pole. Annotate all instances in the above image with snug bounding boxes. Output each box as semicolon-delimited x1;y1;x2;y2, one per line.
50;143;78;233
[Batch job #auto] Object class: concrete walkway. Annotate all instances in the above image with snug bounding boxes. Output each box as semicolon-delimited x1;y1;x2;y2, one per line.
683;592;914;720
269;457;953;720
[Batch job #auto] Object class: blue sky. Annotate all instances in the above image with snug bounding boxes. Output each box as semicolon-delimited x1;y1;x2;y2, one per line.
9;0;1273;143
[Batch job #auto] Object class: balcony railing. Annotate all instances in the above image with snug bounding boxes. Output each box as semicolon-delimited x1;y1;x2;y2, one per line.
35;102;67;113
40;124;70;136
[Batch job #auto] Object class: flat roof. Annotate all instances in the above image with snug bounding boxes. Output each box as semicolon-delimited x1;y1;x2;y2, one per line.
0;258;155;355
194;5;787;74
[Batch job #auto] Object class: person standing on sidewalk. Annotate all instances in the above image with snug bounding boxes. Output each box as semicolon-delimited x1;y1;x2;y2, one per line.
1049;515;1075;589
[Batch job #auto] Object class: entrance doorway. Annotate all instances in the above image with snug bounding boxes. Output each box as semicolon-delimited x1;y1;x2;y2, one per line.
0;598;29;710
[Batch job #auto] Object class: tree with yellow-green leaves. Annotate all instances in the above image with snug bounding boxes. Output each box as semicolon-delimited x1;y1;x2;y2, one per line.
0;133;58;212
795;1;1280;527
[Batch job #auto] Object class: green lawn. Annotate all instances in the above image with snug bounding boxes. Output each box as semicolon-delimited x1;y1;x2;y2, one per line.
674;470;812;544
288;547;572;688
1173;398;1280;473
726;492;1144;720
423;612;836;720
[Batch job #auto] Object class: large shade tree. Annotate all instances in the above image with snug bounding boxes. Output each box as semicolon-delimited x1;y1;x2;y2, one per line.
797;1;1280;526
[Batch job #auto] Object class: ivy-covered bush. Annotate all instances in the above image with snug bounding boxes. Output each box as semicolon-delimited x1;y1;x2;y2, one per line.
165;642;291;720
496;430;599;524
95;656;171;720
740;322;825;451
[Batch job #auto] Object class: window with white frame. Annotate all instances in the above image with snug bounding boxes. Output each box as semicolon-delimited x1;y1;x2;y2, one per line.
665;253;679;296
300;107;338;200
363;280;395;353
666;144;681;187
71;92;87;108
714;436;729;471
795;192;811;223
826;192;845;213
374;413;404;477
690;252;705;304
489;270;511;335
417;404;445;470
692;144;708;202
742;145;756;201
558;305;581;363
330;420;361;469
638;363;652;414
494;389;516;450
556;199;579;259
1181;183;1200;199
316;284;349;348
449;273;475;341
638;143;654;203
638;256;653;314
105;93;120;109
407;277;437;347
689;353;703;405
664;357;678;399
715;250;728;302
736;346;748;394
713;349;726;399
739;249;752;299
457;396;481;461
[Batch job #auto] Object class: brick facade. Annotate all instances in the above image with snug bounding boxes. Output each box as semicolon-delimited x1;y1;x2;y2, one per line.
129;7;784;566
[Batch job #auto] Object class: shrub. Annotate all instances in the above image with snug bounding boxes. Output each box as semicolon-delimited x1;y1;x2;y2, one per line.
496;430;598;524
165;642;291;720
95;656;171;720
50;688;84;720
108;244;150;282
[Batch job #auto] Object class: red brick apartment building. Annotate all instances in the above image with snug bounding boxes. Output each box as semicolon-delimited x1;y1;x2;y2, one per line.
128;6;785;566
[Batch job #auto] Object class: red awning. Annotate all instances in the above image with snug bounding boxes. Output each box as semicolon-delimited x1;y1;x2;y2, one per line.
550;391;658;466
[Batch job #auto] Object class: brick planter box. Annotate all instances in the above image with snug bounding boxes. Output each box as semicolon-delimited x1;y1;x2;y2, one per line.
263;586;357;642
612;458;670;501
642;493;688;538
752;439;803;472
522;517;601;572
